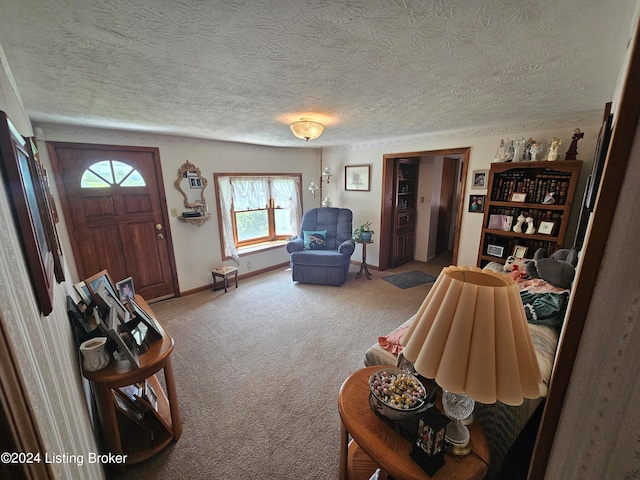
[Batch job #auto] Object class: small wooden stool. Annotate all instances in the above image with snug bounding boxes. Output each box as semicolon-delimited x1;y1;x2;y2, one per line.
211;266;239;293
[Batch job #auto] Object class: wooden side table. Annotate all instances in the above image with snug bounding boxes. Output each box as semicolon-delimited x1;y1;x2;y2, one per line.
338;366;489;480
355;240;373;280
83;295;181;472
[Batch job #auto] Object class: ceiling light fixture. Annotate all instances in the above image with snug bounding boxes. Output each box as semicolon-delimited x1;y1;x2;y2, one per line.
290;119;324;141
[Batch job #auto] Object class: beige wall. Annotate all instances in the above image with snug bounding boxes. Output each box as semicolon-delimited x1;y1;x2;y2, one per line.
321;119;601;268
0;47;104;480
35;124;320;292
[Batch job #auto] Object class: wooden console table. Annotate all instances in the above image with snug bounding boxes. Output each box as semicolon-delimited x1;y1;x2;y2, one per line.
83;295;181;472
338;366;489;480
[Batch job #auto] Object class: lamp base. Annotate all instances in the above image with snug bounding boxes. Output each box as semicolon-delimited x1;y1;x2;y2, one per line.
444;420;472;456
445;438;472;456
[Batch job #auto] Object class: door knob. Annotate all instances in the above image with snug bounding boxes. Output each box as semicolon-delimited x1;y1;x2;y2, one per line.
158;233;165;239
156;224;163;230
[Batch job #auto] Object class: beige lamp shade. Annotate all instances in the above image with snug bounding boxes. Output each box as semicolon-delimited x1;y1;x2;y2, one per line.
401;266;541;406
290;120;324;141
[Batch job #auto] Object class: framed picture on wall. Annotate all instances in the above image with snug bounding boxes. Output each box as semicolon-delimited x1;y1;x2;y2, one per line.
0;112;59;315
471;170;489;190
345;165;370;191
468;195;485;213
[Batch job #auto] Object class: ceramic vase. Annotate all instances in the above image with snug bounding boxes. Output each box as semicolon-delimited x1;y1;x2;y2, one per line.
80;337;110;372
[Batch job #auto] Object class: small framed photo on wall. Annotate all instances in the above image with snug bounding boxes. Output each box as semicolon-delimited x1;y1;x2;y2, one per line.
471;170;489;190
468;195;485;213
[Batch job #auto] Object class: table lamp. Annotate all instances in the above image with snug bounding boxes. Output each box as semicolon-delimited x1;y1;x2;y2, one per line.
401;265;541;454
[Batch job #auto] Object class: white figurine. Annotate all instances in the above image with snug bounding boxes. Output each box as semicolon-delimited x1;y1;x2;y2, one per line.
530;141;541;161
513;138;526;162
525;217;536;234
513;214;526;233
505;140;515;162
547;137;562;161
494;139;506;162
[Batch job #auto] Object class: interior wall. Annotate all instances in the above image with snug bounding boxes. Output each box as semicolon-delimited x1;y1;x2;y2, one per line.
36;124;320;293
0;47;104;480
322;119;602;268
544;8;640;478
414;156;435;262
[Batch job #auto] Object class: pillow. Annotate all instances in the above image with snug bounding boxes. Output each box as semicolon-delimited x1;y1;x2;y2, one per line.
378;326;409;355
303;230;328;250
308;232;326;250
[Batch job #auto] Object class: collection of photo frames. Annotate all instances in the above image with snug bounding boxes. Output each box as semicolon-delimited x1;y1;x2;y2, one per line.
67;269;163;369
112;379;169;444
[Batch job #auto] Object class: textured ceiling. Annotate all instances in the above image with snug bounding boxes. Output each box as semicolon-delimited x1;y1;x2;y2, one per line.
0;0;637;148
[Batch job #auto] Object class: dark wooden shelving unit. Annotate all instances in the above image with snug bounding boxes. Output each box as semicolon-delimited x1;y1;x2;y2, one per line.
477;160;582;267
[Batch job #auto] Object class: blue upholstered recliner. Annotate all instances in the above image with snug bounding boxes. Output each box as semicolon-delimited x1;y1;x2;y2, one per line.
286;208;355;286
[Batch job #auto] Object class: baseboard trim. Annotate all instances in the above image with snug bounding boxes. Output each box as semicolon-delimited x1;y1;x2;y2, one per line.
179;262;290;297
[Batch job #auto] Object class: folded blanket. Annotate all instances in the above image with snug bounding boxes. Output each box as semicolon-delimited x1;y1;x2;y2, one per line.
520;290;569;329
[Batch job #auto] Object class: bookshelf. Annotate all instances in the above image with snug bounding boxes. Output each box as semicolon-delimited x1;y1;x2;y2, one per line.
477;160;582;267
391;158;420;267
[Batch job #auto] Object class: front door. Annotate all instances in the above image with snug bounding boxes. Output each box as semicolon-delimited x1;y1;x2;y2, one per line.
49;143;178;301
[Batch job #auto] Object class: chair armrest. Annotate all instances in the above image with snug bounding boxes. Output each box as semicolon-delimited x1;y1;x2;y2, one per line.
338;239;355;257
286;238;304;253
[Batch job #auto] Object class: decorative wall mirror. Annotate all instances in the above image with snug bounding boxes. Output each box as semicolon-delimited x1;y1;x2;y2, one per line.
175;160;207;209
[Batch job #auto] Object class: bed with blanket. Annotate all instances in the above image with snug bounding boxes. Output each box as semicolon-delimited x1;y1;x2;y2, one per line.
363;270;569;479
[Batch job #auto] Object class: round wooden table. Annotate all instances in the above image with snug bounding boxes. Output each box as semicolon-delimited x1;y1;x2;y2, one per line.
338;366;489;480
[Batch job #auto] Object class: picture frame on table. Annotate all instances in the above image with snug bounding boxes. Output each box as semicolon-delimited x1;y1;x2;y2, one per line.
538;221;556;235
487;244;504;257
512;245;528;260
112;389;146;427
0;112;59;315
510;192;528;203
105;306;139;368
116;277;135;304
345;165;371;191
73;281;92;305
128;297;163;339
471;170;489;190
468;195;485;213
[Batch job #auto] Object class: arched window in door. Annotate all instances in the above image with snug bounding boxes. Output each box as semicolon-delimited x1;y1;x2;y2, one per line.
80;160;146;188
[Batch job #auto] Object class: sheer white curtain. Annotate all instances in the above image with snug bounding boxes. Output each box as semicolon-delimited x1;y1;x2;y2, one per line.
216;176;240;263
231;177;270;210
270;177;302;236
217;175;302;263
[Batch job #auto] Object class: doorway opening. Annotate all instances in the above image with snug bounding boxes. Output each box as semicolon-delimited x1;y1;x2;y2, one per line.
379;147;470;271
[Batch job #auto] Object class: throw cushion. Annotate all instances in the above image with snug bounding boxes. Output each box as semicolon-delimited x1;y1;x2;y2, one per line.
378;326;409;354
303;230;328;250
308;232;327;250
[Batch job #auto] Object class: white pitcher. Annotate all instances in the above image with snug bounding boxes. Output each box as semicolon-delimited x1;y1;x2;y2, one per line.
79;337;110;372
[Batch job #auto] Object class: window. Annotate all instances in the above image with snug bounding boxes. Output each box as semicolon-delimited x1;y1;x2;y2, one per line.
80;160;145;188
216;174;302;261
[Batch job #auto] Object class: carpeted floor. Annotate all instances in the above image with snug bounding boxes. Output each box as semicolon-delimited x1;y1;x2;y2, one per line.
112;256;449;480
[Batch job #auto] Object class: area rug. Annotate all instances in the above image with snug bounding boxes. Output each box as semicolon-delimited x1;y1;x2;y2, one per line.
382;270;437;289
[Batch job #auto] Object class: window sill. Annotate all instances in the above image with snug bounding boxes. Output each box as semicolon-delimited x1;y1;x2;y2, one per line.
237;240;288;256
